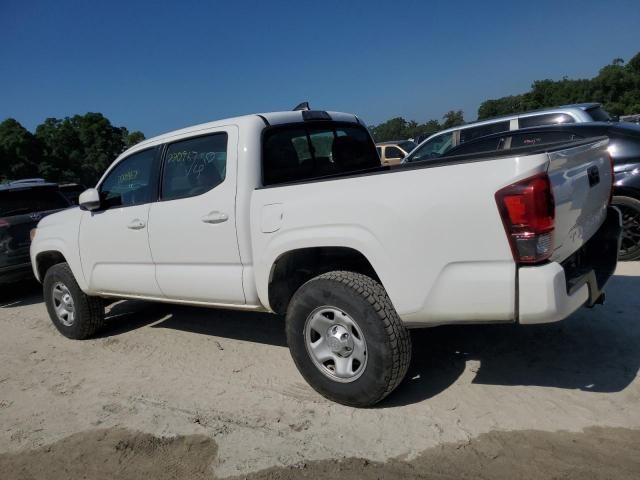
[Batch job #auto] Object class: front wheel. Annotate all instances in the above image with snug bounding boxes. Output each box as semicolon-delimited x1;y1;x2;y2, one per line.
612;195;640;261
285;271;411;407
43;263;105;339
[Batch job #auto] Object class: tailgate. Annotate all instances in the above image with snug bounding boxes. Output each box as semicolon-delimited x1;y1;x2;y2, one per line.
546;138;611;262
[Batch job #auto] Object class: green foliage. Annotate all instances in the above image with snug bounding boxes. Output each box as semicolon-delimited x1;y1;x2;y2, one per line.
369;115;461;143
441;110;465;129
0;114;145;185
123;130;146;148
0;119;42;181
478;52;640;119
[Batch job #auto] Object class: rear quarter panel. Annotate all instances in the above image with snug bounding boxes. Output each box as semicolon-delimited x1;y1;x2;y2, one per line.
250;153;552;324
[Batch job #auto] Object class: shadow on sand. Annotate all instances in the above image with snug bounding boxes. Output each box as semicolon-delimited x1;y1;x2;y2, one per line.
5;273;639;408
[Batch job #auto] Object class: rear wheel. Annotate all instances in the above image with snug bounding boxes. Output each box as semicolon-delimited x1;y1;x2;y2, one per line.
43;263;105;339
285;271;411;407
612;195;640;261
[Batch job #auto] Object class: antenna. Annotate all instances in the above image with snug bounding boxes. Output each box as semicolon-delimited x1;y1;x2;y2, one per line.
293;102;310;111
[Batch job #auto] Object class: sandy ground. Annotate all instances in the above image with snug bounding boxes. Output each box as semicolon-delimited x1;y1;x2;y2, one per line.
0;262;639;479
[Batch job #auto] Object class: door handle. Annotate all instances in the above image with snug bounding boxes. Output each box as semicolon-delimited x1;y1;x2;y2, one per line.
127;219;146;230
201;211;228;224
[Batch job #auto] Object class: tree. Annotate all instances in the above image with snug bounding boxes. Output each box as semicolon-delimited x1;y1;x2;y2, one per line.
477;52;640;119
123;130;145;148
369;117;411;142
35;113;131;185
0;119;42;181
441;110;465;129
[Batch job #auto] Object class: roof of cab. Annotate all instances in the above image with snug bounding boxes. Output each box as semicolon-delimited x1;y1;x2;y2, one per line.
131;110;361;153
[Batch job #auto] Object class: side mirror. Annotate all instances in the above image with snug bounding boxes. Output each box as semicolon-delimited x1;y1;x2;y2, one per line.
79;188;101;211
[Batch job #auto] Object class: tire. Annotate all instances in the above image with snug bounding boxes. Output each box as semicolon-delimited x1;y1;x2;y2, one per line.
285;271;411;407
43;263;105;339
612;195;640;261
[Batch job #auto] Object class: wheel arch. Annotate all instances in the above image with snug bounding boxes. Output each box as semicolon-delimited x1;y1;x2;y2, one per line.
35;250;69;282
267;246;383;315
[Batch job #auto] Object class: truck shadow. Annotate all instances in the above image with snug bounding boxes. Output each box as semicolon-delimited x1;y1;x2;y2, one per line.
383;273;640;407
95;274;639;408
0;280;42;308
98;300;288;347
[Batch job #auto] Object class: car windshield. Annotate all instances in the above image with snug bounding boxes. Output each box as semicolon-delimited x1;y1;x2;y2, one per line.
405;133;454;162
0;187;69;217
398;141;417;153
586;106;612;122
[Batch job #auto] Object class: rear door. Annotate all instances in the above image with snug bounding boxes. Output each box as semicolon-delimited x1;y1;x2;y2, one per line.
0;186;69;269
147;127;245;304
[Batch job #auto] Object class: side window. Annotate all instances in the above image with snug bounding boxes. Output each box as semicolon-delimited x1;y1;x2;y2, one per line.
385;146;404;159
510;131;581;148
99;148;157;209
518;113;575;128
459;121;510;144
447;136;504;156
406;132;454;162
161;133;228;201
376;146;382;158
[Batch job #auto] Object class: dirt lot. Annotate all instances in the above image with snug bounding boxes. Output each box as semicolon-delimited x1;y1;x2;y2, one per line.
1;263;639;479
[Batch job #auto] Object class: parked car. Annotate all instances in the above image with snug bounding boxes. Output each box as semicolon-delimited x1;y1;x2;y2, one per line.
58;183;87;205
406;122;640;261
31;109;620;406
1;181;70;285
412;103;613;157
375;140;417;165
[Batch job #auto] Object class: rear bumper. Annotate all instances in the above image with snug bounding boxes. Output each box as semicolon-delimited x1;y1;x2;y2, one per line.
518;206;622;324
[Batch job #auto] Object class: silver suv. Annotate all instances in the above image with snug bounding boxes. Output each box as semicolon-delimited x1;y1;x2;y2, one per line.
405;103;612;163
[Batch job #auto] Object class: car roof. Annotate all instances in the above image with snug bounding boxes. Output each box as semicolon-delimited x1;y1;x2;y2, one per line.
0;181;59;192
443;121;631;154
130;110;361;153
418;103;604;145
481;121;638;140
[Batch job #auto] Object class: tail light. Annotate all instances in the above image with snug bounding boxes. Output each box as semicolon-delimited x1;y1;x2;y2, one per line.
0;218;9;228
495;173;555;264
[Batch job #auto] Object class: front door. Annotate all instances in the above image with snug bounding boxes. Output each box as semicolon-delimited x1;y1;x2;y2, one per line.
147;127;245;304
79;147;162;297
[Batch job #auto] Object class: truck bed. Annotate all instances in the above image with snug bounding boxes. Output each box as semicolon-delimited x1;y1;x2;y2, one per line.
250;138;612;326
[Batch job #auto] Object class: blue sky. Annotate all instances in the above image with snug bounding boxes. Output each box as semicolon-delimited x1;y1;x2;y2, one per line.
1;0;639;137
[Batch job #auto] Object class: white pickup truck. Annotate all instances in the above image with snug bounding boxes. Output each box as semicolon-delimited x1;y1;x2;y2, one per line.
30;109;621;406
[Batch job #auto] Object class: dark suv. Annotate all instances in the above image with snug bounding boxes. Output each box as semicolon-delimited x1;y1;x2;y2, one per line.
404;122;640;261
0;181;70;284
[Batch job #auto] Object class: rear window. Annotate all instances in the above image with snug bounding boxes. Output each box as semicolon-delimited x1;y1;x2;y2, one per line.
518;113;575;128
0;187;69;217
262;123;379;186
586;106;612;122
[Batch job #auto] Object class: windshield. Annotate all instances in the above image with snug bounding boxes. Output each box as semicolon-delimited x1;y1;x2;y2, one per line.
398;141;417;153
405;133;454;162
586;106;612;122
